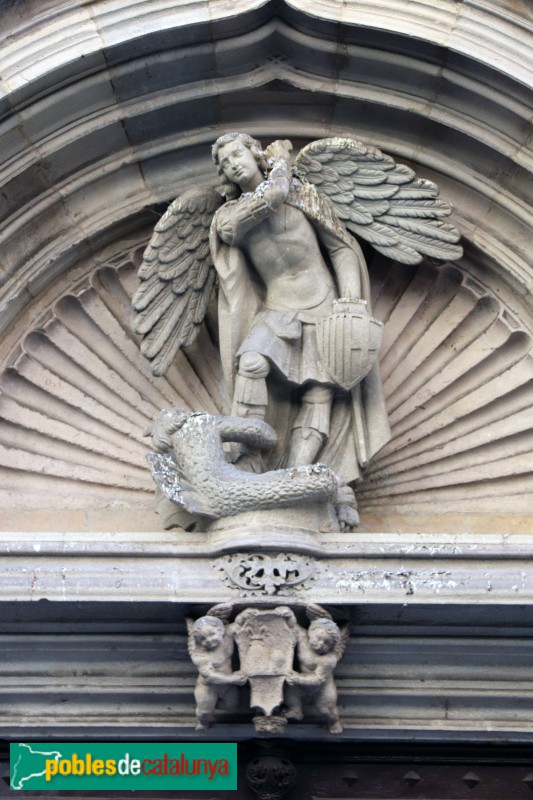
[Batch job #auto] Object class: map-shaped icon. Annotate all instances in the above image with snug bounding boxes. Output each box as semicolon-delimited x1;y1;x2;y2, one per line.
10;743;63;790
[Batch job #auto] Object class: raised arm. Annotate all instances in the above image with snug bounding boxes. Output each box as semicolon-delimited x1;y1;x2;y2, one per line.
216;157;291;245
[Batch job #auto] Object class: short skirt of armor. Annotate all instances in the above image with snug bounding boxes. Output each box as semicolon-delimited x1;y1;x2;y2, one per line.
237;307;332;387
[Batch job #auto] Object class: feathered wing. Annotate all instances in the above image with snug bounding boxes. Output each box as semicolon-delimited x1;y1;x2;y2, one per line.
206;603;234;622
132;185;224;376
305;604;333;622
186;617;199;660
294;137;463;265
336;624;350;661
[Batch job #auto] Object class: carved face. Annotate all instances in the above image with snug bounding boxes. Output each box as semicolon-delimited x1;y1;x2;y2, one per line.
308;625;335;655
194;619;224;651
217;139;263;192
196;628;223;650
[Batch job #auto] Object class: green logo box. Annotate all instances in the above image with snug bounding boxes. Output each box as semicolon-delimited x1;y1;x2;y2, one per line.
10;742;237;791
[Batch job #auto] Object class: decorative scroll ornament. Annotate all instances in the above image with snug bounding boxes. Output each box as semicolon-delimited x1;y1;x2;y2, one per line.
216;553;316;596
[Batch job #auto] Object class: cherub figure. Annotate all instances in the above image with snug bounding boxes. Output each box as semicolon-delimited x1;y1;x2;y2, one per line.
186;605;246;730
286;608;348;734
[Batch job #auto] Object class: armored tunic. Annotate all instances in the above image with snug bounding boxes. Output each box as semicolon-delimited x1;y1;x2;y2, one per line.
210;177;390;481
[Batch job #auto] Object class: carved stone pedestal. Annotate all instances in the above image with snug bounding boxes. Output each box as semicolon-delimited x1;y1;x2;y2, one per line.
206;505;338;555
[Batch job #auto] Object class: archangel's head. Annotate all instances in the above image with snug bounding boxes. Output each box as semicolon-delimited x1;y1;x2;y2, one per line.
212;132;267;196
308;618;340;655
212;132;267;174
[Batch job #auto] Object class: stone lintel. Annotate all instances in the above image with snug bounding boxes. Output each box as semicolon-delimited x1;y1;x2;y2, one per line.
0;531;531;605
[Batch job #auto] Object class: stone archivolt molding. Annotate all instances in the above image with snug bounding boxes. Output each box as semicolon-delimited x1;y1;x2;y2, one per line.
1;1;529;92
0;1;530;338
0;235;530;525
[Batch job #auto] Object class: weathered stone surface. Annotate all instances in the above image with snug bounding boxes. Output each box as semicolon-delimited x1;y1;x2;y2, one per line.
1;532;532;605
147;409;338;524
0;0;529;535
0;0;531;755
133;134;401;500
1;1;531;332
0;241;530;532
0;534;533;744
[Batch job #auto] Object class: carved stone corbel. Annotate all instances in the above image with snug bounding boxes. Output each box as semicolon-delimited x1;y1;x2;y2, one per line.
186;603;348;735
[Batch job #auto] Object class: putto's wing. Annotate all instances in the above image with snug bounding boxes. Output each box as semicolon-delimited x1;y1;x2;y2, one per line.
294;138;463;265
132;185;224;376
186;617;196;658
206;603;234;622
305;604;333;622
336;624;350;660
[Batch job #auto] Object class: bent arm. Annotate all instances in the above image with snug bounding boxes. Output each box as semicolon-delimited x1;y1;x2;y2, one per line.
319;228;364;298
216;158;291;245
199;669;245;686
288;663;331;687
191;648;240;686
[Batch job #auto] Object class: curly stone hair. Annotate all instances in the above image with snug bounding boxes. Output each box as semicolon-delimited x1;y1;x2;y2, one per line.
212;132;268;198
212;132;267;172
308;618;341;650
192;615;225;642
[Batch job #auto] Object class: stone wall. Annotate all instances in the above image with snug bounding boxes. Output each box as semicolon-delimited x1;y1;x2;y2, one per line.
0;0;531;757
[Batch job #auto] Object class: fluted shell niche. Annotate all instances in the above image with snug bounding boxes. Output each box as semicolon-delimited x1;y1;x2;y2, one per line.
0;235;531;534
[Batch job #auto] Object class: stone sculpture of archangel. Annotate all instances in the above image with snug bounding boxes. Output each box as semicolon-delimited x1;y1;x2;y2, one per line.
133;133;462;524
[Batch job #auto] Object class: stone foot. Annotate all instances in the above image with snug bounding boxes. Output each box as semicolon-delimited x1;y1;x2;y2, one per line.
335;484;359;530
328;720;343;734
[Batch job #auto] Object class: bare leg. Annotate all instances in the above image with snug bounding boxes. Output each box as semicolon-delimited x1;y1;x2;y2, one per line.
194;680;218;730
317;682;343;734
